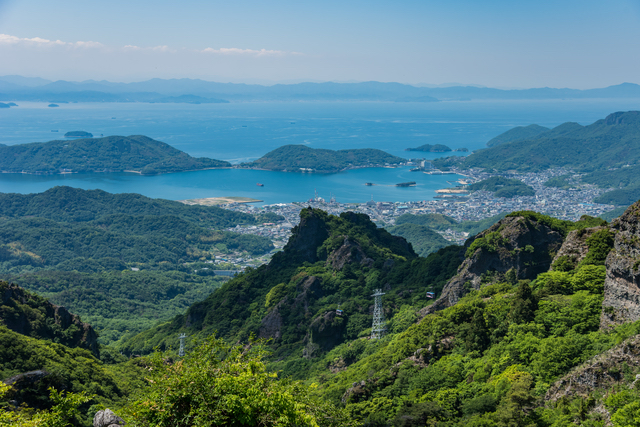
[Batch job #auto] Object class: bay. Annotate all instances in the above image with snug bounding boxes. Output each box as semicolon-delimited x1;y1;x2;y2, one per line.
1;98;639;204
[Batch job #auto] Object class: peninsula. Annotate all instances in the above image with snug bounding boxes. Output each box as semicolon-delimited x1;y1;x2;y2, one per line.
244;144;406;173
0;135;231;175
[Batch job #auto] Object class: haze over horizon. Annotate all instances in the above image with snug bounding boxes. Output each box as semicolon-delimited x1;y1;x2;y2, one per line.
1;0;639;89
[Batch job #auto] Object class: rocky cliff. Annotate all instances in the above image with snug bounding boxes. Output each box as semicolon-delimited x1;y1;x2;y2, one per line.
0;281;99;356
420;213;564;315
601;201;640;328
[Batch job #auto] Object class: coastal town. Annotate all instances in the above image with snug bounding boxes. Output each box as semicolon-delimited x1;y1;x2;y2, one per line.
194;167;618;271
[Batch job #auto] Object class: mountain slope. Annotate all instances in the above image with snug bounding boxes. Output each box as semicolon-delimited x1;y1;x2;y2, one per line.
119;208;464;355
486;124;550;147
435;111;640;172
245;145;406;172
0;135;230;174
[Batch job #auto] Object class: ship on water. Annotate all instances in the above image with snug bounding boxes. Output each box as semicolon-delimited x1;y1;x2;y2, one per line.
256;183;264;187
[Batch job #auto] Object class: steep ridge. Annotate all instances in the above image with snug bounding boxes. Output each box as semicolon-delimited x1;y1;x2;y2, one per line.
601;200;640;327
421;212;566;315
0;281;98;356
421;212;610;316
119;208;463;355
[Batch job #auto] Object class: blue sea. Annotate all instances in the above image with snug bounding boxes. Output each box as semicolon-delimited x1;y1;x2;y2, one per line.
1;99;639;204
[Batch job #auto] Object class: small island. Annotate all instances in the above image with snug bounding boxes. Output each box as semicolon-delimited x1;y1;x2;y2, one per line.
454;148;469;152
0;135;231;175
405;143;452;152
245;144;406;173
0;103;10;109
65;131;93;138
48;103;59;108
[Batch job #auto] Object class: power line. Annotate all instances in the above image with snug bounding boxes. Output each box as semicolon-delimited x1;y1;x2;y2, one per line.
178;333;186;357
371;289;386;340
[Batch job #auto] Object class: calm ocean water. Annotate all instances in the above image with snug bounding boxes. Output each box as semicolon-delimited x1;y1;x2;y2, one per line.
1;99;639;204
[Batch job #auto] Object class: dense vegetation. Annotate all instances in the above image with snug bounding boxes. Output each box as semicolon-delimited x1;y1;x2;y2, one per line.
0;187;275;346
434;111;640;173
4;190;640;425
486;124;549;147
246;144;406;172
385;223;450;257
0;135;230;174
4;271;226;345
119;209;464;355
466;176;535;198
0;186;259;227
404;144;451;152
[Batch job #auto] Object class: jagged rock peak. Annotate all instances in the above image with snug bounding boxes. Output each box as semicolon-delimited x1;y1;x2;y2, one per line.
280;208;331;264
0;281;99;357
420;213;564;316
601;201;640;328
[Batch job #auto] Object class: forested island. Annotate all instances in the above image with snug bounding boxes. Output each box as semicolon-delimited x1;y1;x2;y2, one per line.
0;134;230;174
245;144;406;172
64;130;93;138
405;143;452;152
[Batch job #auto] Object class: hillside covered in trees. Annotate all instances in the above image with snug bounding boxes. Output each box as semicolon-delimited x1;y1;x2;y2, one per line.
0;135;230;174
435;111;640;207
0;187;277;345
245;144;406;172
119;202;640;425
3;192;640;425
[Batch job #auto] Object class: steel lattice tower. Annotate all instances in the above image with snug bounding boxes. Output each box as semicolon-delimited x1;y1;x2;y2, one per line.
370;289;386;339
178;333;186;357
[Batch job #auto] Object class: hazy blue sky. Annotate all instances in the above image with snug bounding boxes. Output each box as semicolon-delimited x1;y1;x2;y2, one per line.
1;0;639;87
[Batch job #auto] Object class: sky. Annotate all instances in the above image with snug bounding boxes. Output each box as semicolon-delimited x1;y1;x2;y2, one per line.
0;0;639;88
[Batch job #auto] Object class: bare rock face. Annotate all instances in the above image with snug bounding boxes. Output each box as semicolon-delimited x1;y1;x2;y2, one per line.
327;237;374;270
601;202;640;328
281;208;330;264
259;307;283;340
259;275;324;340
93;408;125;427
545;334;640;402
551;226;606;270
420;214;564;316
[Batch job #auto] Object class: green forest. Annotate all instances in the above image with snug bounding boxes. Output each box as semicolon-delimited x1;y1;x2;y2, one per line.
246;144;406;172
434;111;640;173
0;135;230;174
3;187;640;426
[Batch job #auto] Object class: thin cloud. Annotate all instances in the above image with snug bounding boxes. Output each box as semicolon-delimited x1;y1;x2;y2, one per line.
202;47;300;56
0;34;103;48
0;34;297;57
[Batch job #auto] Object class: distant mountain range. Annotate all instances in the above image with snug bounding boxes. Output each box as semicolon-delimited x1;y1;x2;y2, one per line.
1;75;640;103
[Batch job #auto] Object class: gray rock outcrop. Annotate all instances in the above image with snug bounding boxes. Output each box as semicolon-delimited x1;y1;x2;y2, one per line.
420;214;564;316
551;226;605;270
93;408;125;427
601;202;640;328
